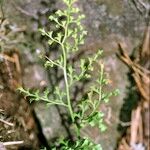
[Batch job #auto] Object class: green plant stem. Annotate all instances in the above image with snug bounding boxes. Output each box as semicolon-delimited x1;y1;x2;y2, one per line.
98;64;104;103
74;124;80;138
62;44;74;122
61;4;74;122
21;90;67;107
45;56;63;69
84;64;104;119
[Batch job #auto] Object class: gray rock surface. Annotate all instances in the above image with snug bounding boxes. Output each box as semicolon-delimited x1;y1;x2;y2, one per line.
34;103;68;140
2;0;148;149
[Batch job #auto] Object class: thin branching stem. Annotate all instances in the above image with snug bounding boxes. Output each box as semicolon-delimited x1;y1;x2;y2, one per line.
61;4;74;122
45;56;63;69
98;64;104;103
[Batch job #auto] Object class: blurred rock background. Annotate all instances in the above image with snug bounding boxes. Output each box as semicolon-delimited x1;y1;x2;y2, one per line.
1;0;149;149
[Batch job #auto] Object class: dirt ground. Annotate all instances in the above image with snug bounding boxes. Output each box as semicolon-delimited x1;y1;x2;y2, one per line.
0;50;41;150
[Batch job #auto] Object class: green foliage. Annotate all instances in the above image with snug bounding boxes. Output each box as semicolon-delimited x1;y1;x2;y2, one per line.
19;0;119;149
51;137;102;150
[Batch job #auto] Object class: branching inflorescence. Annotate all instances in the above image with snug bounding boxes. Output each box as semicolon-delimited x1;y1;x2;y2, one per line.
19;0;119;149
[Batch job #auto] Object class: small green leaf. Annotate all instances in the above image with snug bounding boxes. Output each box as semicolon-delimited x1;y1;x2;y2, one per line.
44;61;54;68
99;123;107;132
49;15;55;21
55;10;64;16
48;40;54;45
113;89;120;96
39;28;46;36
